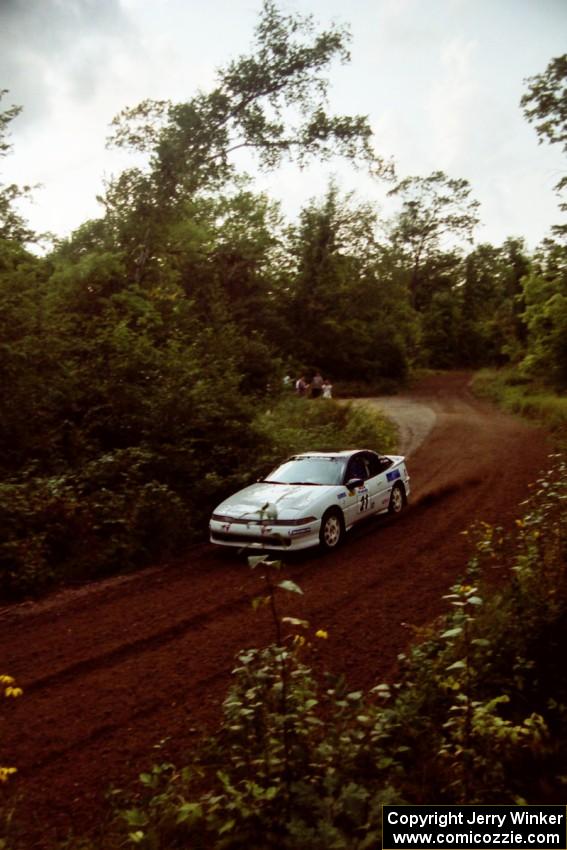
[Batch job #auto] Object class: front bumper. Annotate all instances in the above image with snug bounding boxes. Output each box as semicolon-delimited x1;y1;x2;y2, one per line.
209;518;321;551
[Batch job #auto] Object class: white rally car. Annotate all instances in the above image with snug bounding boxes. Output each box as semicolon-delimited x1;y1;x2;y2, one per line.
209;449;410;552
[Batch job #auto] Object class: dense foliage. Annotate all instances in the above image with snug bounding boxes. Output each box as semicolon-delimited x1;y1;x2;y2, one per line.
114;459;566;849
0;10;565;598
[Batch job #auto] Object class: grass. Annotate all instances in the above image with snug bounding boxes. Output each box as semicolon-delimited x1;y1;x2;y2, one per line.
472;368;567;446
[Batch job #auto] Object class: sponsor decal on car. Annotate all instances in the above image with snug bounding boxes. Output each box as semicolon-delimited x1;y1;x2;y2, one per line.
387;468;401;482
337;492;347;499
290;528;312;536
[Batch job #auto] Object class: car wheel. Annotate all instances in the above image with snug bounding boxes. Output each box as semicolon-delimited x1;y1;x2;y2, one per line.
319;509;344;551
388;482;405;515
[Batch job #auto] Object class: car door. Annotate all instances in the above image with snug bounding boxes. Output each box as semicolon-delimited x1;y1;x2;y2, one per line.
342;452;373;526
365;451;393;514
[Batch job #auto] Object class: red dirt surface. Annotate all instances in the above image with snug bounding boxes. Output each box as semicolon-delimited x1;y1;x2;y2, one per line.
0;373;552;846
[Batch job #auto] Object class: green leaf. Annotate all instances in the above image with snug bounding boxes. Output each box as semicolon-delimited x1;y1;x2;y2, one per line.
176;802;203;824
124;809;147;827
441;627;463;639
282;616;309;627
252;595;269;610
446;660;466;671
248;555;268;569
347;691;363;701
277;579;303;595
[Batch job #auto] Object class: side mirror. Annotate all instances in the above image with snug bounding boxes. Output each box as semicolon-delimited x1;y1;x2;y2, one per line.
346;477;363;491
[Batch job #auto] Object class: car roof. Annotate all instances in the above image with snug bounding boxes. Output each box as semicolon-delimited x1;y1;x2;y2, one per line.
290;450;374;459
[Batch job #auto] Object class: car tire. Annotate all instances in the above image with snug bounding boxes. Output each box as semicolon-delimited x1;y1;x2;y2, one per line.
388;482;406;515
319;509;344;551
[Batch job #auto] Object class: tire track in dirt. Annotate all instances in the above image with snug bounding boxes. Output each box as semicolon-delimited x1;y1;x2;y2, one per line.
20;590;259;695
16;668;233;776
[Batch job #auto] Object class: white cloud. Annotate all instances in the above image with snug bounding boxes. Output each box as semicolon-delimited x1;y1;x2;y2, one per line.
425;38;478;170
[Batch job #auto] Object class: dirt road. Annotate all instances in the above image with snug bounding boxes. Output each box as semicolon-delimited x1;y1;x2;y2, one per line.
1;373;551;845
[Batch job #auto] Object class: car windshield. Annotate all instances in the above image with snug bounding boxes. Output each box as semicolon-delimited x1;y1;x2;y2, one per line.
265;456;346;486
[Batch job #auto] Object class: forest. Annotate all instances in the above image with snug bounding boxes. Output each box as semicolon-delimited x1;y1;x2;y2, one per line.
0;2;566;599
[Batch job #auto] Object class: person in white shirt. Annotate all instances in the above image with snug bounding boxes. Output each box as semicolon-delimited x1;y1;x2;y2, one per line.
295;375;309;396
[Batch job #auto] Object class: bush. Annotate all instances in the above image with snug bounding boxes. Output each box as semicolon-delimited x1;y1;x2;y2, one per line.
0;449;190;598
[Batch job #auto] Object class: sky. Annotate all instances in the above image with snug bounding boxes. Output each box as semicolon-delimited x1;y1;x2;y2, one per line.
1;0;566;250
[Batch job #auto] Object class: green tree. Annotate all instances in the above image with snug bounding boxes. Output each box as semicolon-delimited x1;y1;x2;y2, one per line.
387;170;480;311
0;94;52;470
0;240;51;472
102;1;387;283
521;237;567;388
285;181;414;382
521;54;567;235
460;243;509;365
0;91;36;245
421;288;463;368
499;237;530;354
522;54;567;151
521;56;567;173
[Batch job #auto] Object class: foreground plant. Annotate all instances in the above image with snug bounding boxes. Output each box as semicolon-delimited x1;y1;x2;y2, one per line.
388;455;566;804
0;674;22;785
120;560;400;849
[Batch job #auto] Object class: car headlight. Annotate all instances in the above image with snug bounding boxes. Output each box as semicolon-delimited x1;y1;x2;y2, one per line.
278;516;317;526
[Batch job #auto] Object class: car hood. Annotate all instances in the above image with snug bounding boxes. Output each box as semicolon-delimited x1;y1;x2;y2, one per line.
214;481;336;521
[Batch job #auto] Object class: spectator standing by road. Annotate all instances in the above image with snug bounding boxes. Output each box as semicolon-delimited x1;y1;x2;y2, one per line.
311;371;324;399
295;375;309;397
322;379;333;399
